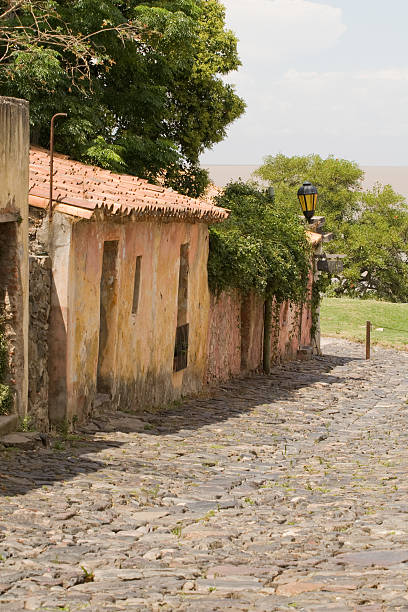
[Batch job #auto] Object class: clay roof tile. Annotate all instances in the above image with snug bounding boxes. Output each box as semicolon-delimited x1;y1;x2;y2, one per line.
29;147;229;223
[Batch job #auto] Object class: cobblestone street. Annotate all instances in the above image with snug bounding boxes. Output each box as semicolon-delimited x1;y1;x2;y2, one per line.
2;339;408;611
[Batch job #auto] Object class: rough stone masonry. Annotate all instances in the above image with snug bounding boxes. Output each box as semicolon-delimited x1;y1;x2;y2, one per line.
1;338;408;611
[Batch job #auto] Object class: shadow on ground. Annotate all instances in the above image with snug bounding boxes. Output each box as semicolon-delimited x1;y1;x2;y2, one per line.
0;352;359;498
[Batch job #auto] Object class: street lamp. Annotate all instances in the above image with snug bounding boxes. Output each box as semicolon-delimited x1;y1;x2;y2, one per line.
297;181;318;222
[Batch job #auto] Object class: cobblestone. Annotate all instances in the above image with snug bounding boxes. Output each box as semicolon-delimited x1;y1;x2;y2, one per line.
1;338;408;610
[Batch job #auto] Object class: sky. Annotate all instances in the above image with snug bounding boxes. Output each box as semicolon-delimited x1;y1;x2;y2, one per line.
201;0;408;166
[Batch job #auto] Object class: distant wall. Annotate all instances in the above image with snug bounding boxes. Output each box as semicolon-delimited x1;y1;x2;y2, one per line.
0;97;29;416
207;275;314;385
28;208;51;429
207;290;242;383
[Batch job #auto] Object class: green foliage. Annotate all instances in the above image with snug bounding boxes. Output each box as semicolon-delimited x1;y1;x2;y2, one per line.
256;154;408;303
255;153;364;231
0;0;245;197
208;182;311;304
0;326;12;415
0;384;13;416
18;415;34;432
321;297;408;349
80;566;95;583
329;185;408;302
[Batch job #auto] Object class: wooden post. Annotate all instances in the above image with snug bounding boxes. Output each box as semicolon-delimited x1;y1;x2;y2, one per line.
366;321;371;360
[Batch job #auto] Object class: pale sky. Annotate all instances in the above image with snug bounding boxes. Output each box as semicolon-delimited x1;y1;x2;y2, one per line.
201;0;408;166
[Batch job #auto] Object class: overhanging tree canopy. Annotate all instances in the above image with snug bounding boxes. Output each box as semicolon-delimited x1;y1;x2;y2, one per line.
0;0;245;196
330;185;408;302
256;153;364;231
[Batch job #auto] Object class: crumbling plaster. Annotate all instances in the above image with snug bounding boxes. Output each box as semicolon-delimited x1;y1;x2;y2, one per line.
0;97;29;416
46;212;210;423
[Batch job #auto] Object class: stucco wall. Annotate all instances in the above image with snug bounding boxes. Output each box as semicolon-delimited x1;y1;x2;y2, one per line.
207;286;315;384
207;290;242;384
241;292;265;371
47;214;211;422
28;254;50;430
299;268;314;349
0;97;29;416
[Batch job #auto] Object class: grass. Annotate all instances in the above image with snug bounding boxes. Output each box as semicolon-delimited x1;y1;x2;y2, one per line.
321;297;408;349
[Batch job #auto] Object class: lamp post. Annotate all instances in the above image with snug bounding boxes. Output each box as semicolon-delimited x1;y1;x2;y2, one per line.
297;181;318;222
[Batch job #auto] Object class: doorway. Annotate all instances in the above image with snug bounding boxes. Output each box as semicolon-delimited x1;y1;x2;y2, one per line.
97;240;119;394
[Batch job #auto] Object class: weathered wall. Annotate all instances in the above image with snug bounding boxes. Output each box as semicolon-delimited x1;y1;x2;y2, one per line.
241;292;264;371
207;286;315;384
0;97;29;416
299;268;315;349
49;214;75;425
29;197;318;425
47;214;211;422
28;208;50;429
207;290;241;384
275;300;300;362
28;254;50;430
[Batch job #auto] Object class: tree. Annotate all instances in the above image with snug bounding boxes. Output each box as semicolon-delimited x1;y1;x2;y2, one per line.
208;181;312;372
0;0;245;196
208;182;311;303
255;153;364;231
329;185;408;302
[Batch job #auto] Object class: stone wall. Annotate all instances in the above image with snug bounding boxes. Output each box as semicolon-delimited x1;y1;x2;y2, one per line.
28;208;51;429
28;255;50;430
206;286;315;385
0;97;29;416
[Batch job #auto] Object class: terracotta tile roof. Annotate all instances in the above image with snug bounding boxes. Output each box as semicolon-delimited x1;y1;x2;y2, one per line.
29;147;229;223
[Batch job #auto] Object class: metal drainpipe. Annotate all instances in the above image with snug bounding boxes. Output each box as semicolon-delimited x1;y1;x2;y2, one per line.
49;113;67;221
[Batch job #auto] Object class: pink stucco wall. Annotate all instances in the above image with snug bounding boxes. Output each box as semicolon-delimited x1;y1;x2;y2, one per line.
206;290;241;384
207;275;315;384
241;292;264;371
48;212;211;423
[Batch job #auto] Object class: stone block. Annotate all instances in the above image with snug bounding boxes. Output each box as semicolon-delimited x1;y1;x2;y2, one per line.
0;414;18;436
297;345;313;361
0;432;36;449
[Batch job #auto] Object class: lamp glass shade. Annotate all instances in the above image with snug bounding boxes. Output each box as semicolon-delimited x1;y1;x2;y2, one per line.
297;181;318;220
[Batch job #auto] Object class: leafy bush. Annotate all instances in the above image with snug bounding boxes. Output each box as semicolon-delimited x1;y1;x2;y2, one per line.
328;185;408;302
0;326;12;415
208;182;311;304
0;384;12;416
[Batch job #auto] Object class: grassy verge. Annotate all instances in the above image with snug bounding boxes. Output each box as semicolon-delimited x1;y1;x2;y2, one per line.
320;297;408;350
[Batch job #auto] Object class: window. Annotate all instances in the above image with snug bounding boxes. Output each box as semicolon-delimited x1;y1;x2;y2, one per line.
174;323;189;372
132;255;142;314
174;243;189;371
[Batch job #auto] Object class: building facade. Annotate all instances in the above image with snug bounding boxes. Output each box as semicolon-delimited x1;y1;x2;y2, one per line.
0;97;29;419
28;148;228;426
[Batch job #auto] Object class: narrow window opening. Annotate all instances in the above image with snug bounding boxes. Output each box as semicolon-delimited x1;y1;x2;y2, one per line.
97;240;119;394
132;255;142;314
174;323;189;372
174;243;189;372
